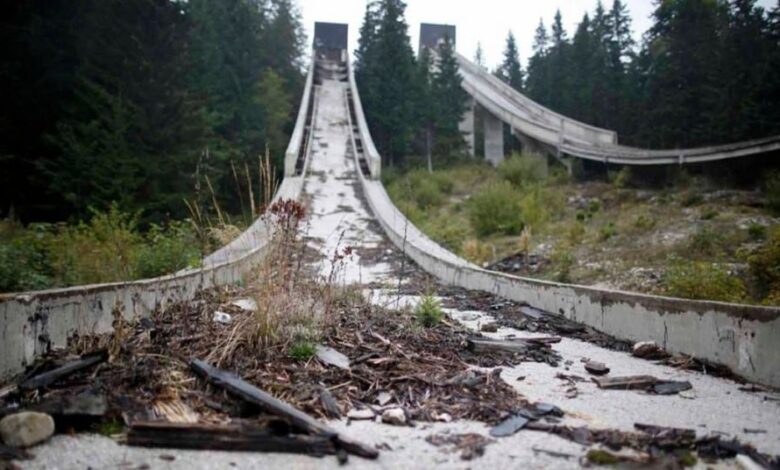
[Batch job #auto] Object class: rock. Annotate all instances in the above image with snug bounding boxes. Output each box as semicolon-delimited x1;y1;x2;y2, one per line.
212;311;232;324
381;408;406;426
0;412;55;448
632;341;660;358
315;345;350;370
230;299;258;312
584;361;610;376
480;322;499;333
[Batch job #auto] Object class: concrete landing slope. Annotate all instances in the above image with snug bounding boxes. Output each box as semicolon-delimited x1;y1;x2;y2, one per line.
458;54;780;165
0;57;318;382
349;61;780;388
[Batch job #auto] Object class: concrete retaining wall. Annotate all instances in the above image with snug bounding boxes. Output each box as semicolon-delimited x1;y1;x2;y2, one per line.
349;69;780;388
0;59;317;383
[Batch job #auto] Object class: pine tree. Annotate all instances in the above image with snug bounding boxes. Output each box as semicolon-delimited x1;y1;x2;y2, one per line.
431;36;467;160
497;31;524;91
526;19;550;105
474;42;487;70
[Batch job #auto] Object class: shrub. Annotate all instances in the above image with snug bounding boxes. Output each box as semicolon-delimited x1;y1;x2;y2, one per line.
747;222;766;241
662;257;746;303
748;227;780;299
518;184;555;229
497;154;547;188
679;192;703;207
551;243;575;283
415;293;443;327
763;171;780;215
424;214;470;251
565;222;586;245
468;181;523;236
599;222;617;241
288;341;316;360
387;169;454;210
461;238;493;265
611;167;632;189
0;222;53;292
633;213;657;231
135;221;200;278
686;227;725;258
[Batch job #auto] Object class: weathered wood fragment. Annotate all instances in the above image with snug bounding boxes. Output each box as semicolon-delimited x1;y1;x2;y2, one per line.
19;351;107;390
592;375;658;390
127;421;336;456
190;359;378;459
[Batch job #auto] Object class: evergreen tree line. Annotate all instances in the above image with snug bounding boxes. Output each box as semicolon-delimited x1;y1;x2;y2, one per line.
498;0;780;150
354;0;468;168
0;0;305;223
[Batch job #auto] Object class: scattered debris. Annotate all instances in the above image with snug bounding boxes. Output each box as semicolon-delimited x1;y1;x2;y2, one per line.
231;299;258;312
380;408;406;426
375;392;392;406
212;311;232;324
653;380;692;395
347;409;375;421
425;433;493;461
466;336;561;366
34;392;107;429
490;414;529;437
127;421;336;456
18;351;107;391
592;375;658;390
315;346;350;370
480;322;499;333
0;412;55;448
318;388;341;419
584;361;610;376
632;341;663;359
190;359;378;460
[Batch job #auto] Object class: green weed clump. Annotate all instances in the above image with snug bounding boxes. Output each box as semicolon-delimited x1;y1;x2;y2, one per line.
551;243;575;283
662;257;746;303
497;153;547;188
0;204;202;292
288;341;316;360
468;181;523;236
748;227;780;302
415;294;443;327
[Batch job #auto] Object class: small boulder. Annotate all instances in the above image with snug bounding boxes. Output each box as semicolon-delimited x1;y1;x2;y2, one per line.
584;360;610;376
0;412;55;448
347;408;375;420
632;341;660;359
480;322;499;333
381;408;407;426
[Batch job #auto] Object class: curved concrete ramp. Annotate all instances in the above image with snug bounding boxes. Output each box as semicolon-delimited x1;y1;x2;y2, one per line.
456;53;780;165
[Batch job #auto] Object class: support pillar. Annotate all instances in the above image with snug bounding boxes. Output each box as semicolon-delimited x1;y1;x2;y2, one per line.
483;111;504;166
459;98;475;157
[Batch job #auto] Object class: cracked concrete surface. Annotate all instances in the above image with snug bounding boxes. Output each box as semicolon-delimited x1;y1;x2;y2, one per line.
18;77;780;469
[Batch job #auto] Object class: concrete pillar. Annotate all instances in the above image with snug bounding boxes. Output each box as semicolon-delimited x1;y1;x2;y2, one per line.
483;111;504;166
459;98;475;157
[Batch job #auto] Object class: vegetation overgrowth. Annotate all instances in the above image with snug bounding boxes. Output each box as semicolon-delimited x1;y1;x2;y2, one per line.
386;155;780;306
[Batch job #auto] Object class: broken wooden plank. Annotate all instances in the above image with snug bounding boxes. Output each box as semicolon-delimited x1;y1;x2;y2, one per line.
592;375;658;390
190;359;378;459
467;337;530;354
19;351;107;390
127;421;335;456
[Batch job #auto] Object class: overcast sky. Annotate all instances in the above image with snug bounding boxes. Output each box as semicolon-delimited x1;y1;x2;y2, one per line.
298;0;776;69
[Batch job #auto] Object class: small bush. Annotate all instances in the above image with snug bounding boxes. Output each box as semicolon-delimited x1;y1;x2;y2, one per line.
700;208;719;220
288;341;316;360
611;167;632;189
468;181;523;236
424;214;470;251
461;238;493;265
551;244;575;283
633;213;657;231
679;192;703;207
519;184;556;229
687;227;725;258
663;257;746;303
748;227;780;300
387;169;454;210
599;222;617;241
415;294;443;327
497;154;547;188
763;171;780;214
565;222;587;245
747;223;766;241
